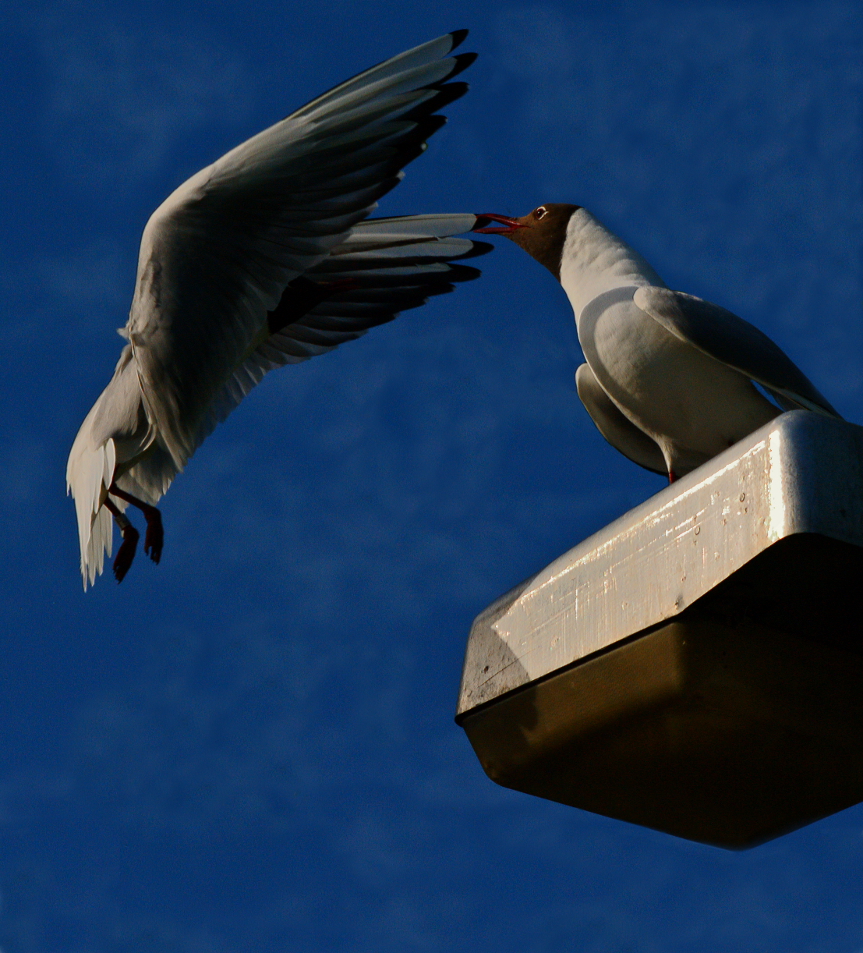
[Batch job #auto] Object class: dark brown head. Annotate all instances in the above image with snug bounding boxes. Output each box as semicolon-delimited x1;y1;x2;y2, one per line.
473;203;580;281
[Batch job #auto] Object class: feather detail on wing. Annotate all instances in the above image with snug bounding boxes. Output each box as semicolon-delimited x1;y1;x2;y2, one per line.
634;287;840;418
124;32;475;471
183;213;491;455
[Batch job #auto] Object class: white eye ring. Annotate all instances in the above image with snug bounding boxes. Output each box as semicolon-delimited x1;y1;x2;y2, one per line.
534;206;548;220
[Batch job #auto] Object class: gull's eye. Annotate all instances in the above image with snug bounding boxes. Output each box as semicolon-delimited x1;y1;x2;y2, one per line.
534;206;548;220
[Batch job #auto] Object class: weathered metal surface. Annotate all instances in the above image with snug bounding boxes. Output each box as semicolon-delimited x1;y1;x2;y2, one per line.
456;411;863;847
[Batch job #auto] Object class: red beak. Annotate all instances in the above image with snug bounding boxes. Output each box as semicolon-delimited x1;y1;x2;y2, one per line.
472;213;528;235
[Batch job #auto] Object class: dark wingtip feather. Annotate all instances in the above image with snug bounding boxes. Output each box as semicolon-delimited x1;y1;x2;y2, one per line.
448;29;469;50
408;81;469;119
446;263;483;282
411;114;447;147
448;51;477;81
452;240;494;261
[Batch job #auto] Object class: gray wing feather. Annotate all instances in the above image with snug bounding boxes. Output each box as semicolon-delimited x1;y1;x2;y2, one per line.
634;287;840;417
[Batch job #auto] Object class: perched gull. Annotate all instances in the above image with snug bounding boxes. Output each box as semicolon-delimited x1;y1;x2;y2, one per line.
67;31;491;589
474;204;840;481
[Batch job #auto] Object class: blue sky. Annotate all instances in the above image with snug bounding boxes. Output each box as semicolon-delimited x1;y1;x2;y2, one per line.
2;1;862;950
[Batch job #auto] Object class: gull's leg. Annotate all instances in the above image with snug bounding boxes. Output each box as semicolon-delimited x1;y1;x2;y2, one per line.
104;497;139;582
108;486;163;564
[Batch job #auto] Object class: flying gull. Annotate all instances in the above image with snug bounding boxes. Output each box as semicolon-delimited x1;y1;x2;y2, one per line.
67;31;490;589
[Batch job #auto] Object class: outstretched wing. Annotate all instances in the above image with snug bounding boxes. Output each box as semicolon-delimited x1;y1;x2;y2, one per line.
126;31;475;471
634;287;840;417
123;213;491;501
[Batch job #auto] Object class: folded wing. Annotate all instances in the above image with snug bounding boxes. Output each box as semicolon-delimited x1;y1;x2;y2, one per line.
634;287;840;418
575;363;667;475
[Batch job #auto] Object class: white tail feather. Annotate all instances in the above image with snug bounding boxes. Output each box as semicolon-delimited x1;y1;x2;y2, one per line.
67;434;120;590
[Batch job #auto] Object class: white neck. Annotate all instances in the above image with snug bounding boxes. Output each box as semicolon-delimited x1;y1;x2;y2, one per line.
559;208;665;317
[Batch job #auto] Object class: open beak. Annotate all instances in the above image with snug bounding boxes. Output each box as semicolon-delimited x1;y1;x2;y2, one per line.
472;213;528;235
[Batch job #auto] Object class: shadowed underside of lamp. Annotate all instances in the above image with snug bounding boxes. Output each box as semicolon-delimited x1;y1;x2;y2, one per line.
456;412;863;849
